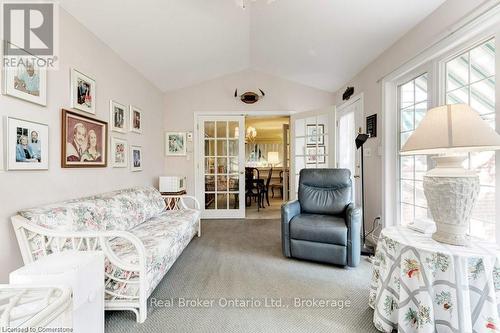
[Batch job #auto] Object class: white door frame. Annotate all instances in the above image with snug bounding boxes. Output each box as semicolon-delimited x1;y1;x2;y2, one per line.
335;92;364;207
193;111;294;219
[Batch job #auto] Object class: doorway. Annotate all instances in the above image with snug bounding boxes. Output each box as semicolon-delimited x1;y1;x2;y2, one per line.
336;94;364;207
197;115;246;219
195;109;337;219
244;116;290;220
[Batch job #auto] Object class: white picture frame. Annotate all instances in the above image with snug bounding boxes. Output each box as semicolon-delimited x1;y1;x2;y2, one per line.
129;105;142;134
165;132;186;156
70;68;96;114
3;56;47;106
130;145;142;172
6;117;49;170
110;100;127;133
110;137;128;168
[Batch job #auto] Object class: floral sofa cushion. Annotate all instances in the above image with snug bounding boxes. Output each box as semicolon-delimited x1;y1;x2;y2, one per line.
18;186;166;232
108;209;201;296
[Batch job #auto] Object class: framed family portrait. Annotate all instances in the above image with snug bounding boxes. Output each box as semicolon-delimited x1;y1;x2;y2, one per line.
6;117;49;170
3;56;47;106
130;106;142;133
165;132;186;156
70;68;96;114
130;145;143;171
110;100;127;133
306;124;324;145
61;109;108;168
111;137;128;168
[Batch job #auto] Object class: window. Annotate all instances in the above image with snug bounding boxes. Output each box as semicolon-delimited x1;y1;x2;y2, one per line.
398;73;429;225
445;38;496;240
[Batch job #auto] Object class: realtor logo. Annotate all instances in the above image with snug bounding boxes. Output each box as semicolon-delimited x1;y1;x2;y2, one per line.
3;2;54;55
2;1;59;69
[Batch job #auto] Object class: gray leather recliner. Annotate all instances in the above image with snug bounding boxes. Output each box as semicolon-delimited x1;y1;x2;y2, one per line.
281;168;361;267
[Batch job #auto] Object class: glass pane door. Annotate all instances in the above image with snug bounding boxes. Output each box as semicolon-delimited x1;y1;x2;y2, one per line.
199;116;245;218
290;111;332;199
336;99;362;207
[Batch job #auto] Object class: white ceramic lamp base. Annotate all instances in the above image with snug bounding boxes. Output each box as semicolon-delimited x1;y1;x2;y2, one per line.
423;155;480;246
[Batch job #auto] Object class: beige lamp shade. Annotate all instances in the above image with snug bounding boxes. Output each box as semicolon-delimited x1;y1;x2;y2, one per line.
400;104;500;155
267;151;280;165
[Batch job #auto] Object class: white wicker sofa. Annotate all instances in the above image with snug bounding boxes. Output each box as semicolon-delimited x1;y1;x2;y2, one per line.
11;186;200;323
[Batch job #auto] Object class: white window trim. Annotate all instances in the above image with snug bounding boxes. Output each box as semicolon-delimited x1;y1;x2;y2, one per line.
394;66;434;225
381;2;500;241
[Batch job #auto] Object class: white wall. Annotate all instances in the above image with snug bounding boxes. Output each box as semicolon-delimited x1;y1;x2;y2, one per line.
0;10;165;281
332;0;488;237
164;69;335;194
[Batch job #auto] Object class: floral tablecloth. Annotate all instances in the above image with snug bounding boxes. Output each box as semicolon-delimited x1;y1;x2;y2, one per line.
369;226;500;333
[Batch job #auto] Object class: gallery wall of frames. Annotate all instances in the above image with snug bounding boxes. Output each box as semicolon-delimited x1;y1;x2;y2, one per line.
0;9;168;283
2;65;144;172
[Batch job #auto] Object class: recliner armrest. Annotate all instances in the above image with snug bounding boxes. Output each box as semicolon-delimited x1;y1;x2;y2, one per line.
345;203;361;267
281;200;301;257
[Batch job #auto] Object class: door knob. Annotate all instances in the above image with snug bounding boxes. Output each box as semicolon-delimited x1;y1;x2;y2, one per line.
353;175;360;179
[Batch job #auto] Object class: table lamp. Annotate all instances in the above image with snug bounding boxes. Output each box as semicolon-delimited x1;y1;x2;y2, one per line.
267;151;280;167
401;104;500;246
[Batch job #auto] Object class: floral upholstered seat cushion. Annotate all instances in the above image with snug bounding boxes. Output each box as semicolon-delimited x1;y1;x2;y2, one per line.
18;186;166;232
108;209;200;295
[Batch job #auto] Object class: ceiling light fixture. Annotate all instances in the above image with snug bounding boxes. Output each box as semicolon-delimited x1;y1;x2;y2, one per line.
236;0;276;10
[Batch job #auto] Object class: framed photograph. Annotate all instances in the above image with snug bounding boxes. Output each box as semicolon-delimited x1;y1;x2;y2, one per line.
130;106;142;133
6;117;49;170
3;56;47;106
110;100;127;133
130;145;142;171
165;132;186;156
62;109;107;168
306;146;326;164
111;137;128;168
70;68;96;114
306;124;324;145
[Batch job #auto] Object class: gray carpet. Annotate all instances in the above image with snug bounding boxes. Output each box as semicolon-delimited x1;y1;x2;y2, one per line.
105;219;378;333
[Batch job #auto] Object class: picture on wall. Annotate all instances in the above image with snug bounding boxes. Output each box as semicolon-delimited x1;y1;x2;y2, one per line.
62;109;108;168
70;68;96;114
111;137;128;168
306;124;324;145
165;132;186;156
110;100;127;133
306;146;326;164
131;145;143;171
3;55;47;106
130;106;142;133
6;117;49;170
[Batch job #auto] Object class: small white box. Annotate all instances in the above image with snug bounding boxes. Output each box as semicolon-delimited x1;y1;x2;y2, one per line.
159;176;186;192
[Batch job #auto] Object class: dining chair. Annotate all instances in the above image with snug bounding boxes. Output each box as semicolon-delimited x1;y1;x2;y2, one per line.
260;168;273;206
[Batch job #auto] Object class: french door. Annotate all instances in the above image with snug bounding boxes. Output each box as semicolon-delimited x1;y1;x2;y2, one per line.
196;116;245;218
336;96;364;207
290;109;334;200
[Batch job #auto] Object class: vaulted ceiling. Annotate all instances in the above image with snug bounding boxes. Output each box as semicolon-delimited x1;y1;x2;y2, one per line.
60;0;446;92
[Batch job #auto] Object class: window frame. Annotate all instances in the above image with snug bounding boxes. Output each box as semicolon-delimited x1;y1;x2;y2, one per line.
382;7;500;244
438;36;497;238
391;31;498;240
395;64;435;226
